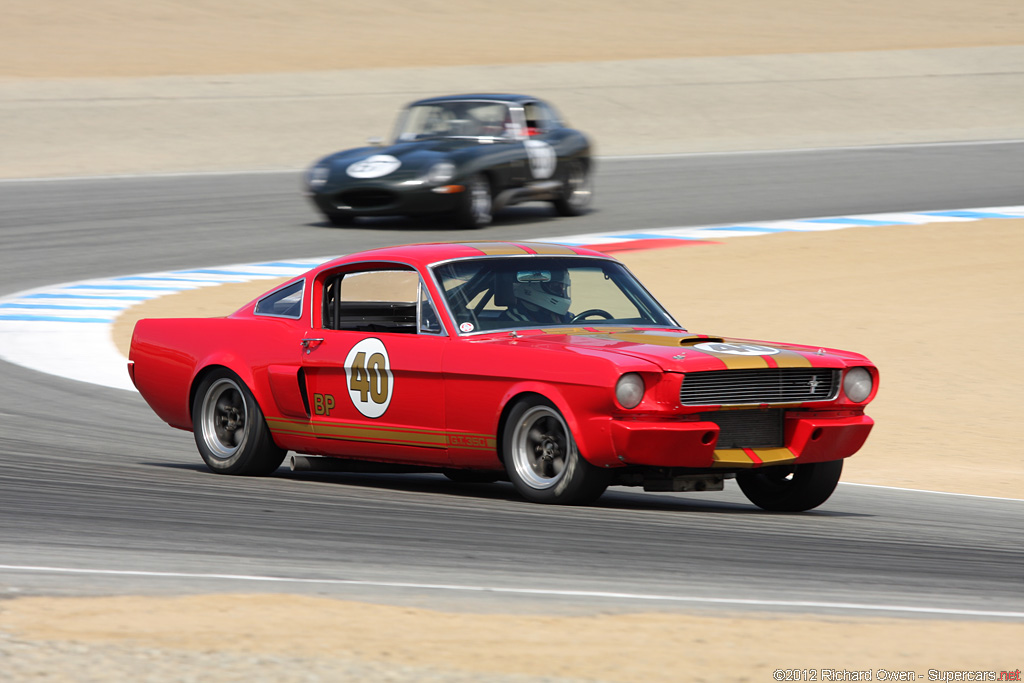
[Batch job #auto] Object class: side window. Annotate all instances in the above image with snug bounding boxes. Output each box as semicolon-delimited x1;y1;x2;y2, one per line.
254;280;304;319
523;102;558;132
321;269;443;335
419;286;443;334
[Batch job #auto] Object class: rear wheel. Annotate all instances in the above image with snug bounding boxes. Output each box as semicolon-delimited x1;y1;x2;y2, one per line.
736;460;844;511
552;160;593;216
454;173;493;228
502;397;608;505
192;369;286;476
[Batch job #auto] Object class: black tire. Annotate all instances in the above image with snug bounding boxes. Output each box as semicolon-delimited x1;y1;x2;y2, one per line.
453;173;493;228
736;460;844;512
502;397;609;505
192;369;286;476
326;213;355;227
552;159;593;216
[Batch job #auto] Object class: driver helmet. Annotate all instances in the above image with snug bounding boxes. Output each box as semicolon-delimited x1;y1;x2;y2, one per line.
511;269;571;316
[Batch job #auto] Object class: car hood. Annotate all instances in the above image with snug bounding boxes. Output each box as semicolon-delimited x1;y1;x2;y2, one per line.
481;328;869;371
320;139;490;172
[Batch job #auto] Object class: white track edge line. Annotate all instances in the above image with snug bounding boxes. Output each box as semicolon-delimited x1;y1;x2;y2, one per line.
1;565;1020;619
839;482;1022;502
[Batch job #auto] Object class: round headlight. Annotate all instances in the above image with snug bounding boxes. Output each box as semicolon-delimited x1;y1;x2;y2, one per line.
307;164;330;189
615;373;645;409
426;161;455;184
843;367;873;403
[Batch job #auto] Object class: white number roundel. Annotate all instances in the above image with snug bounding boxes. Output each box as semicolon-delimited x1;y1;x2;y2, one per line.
693;342;780;356
344;338;394;418
346;154;401;178
524;140;556;179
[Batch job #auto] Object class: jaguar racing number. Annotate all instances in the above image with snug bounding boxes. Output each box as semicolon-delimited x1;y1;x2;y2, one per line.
346;154;401;179
524;139;556;179
344;338;394;418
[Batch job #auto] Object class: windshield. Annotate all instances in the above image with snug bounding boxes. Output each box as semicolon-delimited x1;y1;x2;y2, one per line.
395;101;514;142
432;257;679;334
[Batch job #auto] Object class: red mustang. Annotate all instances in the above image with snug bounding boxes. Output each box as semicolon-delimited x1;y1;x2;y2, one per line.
129;242;878;511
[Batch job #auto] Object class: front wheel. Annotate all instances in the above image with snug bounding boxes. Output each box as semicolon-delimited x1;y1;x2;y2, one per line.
552;160;593;216
502;397;608;505
192;369;286;476
736;460;844;512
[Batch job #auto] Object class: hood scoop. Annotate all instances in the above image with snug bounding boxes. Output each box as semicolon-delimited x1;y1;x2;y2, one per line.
677;336;724;346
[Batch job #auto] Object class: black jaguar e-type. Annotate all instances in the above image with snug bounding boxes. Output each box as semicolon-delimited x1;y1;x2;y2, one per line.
304;94;593;229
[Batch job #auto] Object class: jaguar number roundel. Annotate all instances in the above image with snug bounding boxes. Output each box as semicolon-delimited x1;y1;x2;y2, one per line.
346;154;401;178
344;338;394;418
524;140;556;179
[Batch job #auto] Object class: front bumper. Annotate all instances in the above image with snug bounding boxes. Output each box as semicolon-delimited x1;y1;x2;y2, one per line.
605;411;874;469
308;182;465;218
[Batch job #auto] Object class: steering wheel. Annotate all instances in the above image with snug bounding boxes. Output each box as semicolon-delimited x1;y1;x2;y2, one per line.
570;309;614;323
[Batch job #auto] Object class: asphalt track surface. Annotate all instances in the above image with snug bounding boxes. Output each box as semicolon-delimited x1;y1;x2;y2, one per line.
1;141;1022;618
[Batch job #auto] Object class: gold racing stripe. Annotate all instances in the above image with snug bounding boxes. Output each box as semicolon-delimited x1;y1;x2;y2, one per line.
708;354;770;370
605;333;707;347
771;350;813;368
312;423;447;447
267;417;494;450
712;449;757;467
751;447;797;464
528;243;578;255
465;242;531;256
540;326;594;335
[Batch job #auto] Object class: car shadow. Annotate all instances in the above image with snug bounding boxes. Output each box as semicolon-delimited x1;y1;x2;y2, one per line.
145;462;864;516
305;205;594;232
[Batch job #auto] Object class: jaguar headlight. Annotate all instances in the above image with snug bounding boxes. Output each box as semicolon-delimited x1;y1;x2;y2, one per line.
426;161;455;185
615;373;645;409
843;367;873;403
307;164;330;189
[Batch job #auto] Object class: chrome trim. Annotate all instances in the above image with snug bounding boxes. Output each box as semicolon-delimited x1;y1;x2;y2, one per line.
680;368;841;406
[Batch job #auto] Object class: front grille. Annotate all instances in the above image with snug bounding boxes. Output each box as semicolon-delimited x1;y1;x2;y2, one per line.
700;409;783;448
680;368;838;406
336;189;397;210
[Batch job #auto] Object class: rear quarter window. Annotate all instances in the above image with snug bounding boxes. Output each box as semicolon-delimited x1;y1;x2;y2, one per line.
254;280;304;319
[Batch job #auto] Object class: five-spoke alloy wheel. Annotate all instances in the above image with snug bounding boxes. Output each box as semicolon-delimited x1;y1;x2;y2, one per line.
192;369;286;475
503;397;608;504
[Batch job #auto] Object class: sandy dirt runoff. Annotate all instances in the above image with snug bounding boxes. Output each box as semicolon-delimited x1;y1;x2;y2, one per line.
4;0;1022;79
3;1;1024;681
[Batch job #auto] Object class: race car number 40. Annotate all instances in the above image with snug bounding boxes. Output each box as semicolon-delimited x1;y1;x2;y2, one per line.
344;338;394;418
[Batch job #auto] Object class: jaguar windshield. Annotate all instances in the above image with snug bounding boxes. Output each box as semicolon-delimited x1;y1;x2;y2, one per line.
395;101;514;142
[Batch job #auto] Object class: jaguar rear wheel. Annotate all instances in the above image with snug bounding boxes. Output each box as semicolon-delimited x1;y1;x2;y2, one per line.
454;173;493;229
553;160;593;216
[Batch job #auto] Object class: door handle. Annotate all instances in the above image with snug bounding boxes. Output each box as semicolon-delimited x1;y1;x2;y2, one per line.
300;338;324;354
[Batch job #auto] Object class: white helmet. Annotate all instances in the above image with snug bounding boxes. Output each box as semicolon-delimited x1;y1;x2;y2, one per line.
511;269;571;316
